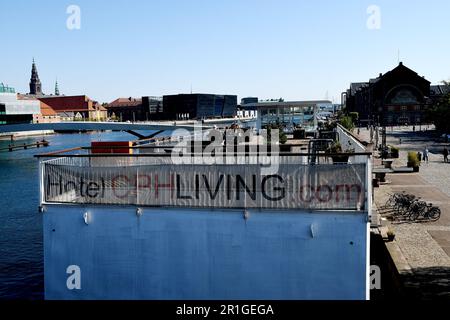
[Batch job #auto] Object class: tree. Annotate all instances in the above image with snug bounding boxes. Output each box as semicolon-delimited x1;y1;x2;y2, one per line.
339;116;355;132
349;112;359;125
427;92;450;133
264;123;288;144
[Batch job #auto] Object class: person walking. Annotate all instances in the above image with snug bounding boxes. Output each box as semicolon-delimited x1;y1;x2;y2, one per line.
443;147;449;163
423;147;429;163
417;151;422;162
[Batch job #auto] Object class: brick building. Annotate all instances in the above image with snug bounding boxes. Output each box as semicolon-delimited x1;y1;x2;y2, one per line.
38;95;107;121
344;62;436;126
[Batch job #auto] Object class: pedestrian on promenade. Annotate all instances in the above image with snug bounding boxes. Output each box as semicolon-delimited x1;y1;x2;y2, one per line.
443;147;449;163
423;147;429;163
417;151;422;162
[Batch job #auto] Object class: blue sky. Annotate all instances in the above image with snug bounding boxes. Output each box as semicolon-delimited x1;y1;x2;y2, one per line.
1;0;450;103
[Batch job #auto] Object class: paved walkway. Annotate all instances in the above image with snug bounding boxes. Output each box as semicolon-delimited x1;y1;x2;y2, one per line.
357;126;450;299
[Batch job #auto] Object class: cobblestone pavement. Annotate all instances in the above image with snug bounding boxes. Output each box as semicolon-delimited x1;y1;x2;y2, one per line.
357;126;450;299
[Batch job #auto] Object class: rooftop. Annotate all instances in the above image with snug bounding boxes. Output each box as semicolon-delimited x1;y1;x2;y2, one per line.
0;83;15;94
245;100;332;108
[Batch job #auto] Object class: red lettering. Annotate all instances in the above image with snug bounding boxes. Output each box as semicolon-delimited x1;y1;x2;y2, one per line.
348;184;363;204
137;174;151;191
335;184;348;203
299;185;315;203
112;175;130;199
316;185;332;202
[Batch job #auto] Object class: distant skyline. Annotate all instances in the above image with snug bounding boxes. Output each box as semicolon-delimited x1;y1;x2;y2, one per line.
1;0;450;103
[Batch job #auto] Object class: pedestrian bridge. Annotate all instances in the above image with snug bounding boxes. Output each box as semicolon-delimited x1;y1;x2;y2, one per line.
0;117;255;134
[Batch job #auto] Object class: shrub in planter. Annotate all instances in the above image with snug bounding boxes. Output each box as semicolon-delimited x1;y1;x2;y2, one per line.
390;146;400;158
407;151;420;172
387;229;396;242
326;141;351;164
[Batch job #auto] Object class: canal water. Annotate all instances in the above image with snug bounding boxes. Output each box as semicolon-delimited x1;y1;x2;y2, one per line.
0;131;152;299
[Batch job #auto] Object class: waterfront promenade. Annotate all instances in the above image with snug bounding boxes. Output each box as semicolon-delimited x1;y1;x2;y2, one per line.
357;126;450;299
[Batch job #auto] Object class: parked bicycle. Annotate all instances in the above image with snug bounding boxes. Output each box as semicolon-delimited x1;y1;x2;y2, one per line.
384;192;441;222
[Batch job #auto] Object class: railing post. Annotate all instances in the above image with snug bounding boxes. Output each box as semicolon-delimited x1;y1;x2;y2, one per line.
39;160;45;206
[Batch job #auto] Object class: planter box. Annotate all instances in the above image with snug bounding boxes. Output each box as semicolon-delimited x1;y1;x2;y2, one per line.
331;155;349;164
280;144;292;153
293;129;305;139
407;162;420;172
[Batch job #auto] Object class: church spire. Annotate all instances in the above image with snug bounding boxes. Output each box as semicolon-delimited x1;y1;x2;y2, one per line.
55;78;60;96
29;58;43;95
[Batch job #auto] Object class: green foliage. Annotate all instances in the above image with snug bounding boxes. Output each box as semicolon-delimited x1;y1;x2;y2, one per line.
427;93;450;133
323;120;337;131
407;151;420;167
339;116;355;132
326;141;342;153
264;123;288;145
349;112;359;124
389;145;400;158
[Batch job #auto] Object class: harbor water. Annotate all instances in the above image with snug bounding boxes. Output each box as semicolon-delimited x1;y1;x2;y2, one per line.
0;131;152;299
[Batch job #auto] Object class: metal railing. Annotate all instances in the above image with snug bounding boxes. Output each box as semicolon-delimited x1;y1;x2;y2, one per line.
39;151;370;211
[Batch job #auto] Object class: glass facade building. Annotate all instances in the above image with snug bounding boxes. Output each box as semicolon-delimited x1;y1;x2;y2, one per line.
0;85;40;124
252;101;328;132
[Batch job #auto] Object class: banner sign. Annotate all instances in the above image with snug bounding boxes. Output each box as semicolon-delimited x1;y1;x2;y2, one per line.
44;163;367;210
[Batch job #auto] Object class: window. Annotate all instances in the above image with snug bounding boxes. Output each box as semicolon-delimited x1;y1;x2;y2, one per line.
401;106;408;111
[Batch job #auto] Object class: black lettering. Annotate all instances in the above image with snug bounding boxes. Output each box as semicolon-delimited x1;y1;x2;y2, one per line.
236;174;256;201
86;182;99;198
101;178;105;198
176;174;192;200
203;174;224;200
64;181;78;194
262;175;285;201
195;174;200;200
227;174;232;200
47;173;63;196
79;177;85;197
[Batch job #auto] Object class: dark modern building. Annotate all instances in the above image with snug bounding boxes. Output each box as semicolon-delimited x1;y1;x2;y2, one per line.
105;96;163;121
162;94;237;120
142;96;164;120
344;62;441;126
241;97;259;105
